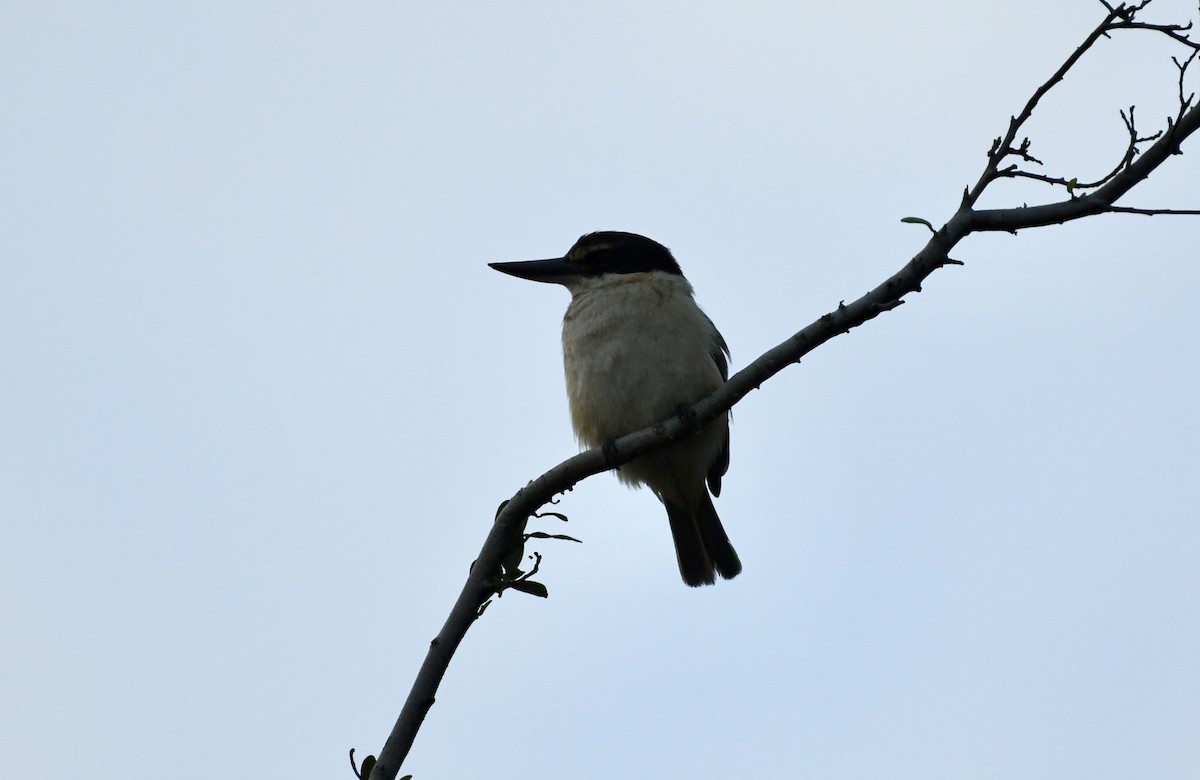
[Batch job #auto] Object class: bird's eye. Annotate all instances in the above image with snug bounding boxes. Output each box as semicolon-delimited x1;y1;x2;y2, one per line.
591;250;616;271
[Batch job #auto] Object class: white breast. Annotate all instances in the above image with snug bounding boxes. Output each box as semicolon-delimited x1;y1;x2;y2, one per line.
560;272;725;448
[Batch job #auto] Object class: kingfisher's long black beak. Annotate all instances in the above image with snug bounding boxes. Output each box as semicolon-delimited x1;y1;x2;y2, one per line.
488;257;579;284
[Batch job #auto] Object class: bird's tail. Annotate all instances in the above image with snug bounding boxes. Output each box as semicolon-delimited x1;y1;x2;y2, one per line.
665;493;742;587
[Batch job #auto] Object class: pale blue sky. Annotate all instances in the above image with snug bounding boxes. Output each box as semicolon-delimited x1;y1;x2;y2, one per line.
3;2;1198;778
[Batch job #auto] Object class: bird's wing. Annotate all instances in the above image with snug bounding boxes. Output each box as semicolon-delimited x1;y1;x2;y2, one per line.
706;316;731;496
707;317;729;382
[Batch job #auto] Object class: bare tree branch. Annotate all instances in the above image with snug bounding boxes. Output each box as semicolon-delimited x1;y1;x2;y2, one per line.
362;3;1200;778
970;99;1200;231
1108;19;1199;49
968;1;1200;212
996;105;1166;194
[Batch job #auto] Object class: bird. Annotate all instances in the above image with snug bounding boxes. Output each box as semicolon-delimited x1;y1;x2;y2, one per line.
489;231;741;586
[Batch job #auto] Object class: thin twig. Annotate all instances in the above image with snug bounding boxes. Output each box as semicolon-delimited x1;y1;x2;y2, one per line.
1105;205;1200;214
962;4;1128;209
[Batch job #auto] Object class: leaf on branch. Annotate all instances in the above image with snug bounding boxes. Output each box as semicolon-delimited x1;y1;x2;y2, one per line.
508;579;549;598
527;531;583;543
349;750;376;780
533;510;570;522
900;216;936;233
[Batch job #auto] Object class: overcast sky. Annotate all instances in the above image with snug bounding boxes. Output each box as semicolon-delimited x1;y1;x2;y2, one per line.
3;2;1198;778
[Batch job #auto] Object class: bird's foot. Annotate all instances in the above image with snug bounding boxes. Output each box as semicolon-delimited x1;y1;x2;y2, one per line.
600;438;621;470
676;403;701;432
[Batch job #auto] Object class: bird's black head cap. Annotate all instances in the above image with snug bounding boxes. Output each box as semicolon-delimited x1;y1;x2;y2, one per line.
565;231;683;277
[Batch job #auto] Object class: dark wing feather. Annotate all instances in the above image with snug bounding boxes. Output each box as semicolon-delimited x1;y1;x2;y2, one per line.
707;318;729;382
705;317;730;496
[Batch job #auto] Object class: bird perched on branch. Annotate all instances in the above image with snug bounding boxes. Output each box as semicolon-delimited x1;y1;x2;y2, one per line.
490;231;741;586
